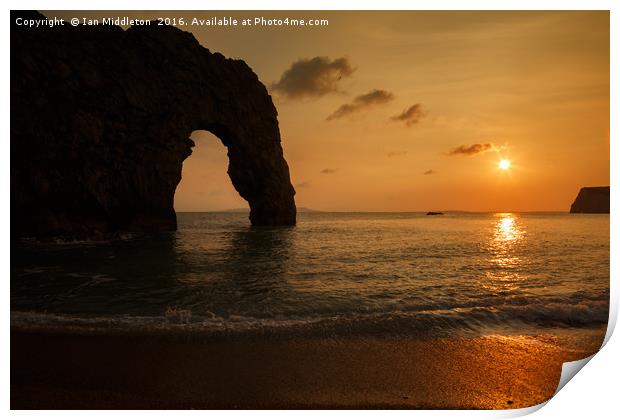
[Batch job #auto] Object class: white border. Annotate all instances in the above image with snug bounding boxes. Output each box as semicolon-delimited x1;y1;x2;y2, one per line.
2;1;617;419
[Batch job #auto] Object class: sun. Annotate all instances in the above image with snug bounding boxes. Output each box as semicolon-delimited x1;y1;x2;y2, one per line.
498;159;511;171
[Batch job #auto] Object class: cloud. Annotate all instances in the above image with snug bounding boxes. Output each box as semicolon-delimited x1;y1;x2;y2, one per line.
447;143;494;156
295;181;311;188
272;56;355;99
423;169;436;175
387;151;408;157
327;89;394;121
321;168;338;174
391;104;426;126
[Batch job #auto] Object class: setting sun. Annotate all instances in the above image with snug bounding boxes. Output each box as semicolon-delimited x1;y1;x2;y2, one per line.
499;159;511;171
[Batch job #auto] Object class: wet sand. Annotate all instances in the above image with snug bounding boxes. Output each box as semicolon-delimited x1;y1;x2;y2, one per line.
10;328;604;409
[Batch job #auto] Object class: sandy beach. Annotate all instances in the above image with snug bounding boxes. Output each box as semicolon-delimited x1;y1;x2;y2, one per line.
10;327;605;409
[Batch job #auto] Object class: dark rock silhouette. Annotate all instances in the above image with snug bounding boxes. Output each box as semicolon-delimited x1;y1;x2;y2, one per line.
11;11;296;237
570;186;609;214
426;212;443;216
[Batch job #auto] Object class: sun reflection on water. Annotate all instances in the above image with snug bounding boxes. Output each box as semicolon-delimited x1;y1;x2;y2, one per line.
495;214;523;242
481;213;527;294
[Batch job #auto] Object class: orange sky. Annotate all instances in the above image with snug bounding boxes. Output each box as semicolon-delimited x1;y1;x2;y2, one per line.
48;11;611;212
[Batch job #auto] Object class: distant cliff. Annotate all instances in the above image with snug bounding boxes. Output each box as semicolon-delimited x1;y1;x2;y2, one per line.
570;186;610;214
11;11;296;238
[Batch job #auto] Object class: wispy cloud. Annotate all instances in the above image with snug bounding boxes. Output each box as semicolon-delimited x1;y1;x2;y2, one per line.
295;181;311;188
327;89;394;121
391;104;426;126
321;168;339;174
387;151;408;157
447;143;494;156
423;169;436;175
272;56;355;99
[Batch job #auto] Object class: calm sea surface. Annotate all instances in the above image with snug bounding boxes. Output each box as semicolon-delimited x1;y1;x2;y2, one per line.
11;212;609;338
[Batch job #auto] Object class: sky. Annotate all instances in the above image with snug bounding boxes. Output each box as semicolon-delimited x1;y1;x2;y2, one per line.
48;11;611;212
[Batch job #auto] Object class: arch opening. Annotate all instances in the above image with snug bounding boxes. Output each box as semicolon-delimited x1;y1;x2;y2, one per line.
174;130;248;213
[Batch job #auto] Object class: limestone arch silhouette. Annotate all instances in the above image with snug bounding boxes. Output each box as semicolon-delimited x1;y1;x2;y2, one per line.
11;11;296;237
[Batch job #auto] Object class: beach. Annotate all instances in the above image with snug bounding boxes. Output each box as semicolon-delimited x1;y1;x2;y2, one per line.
11;326;605;409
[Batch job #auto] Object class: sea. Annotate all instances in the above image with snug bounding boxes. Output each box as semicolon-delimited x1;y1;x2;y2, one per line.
11;212;610;340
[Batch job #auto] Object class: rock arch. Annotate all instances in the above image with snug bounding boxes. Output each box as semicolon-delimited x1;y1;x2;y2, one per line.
11;11;296;237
